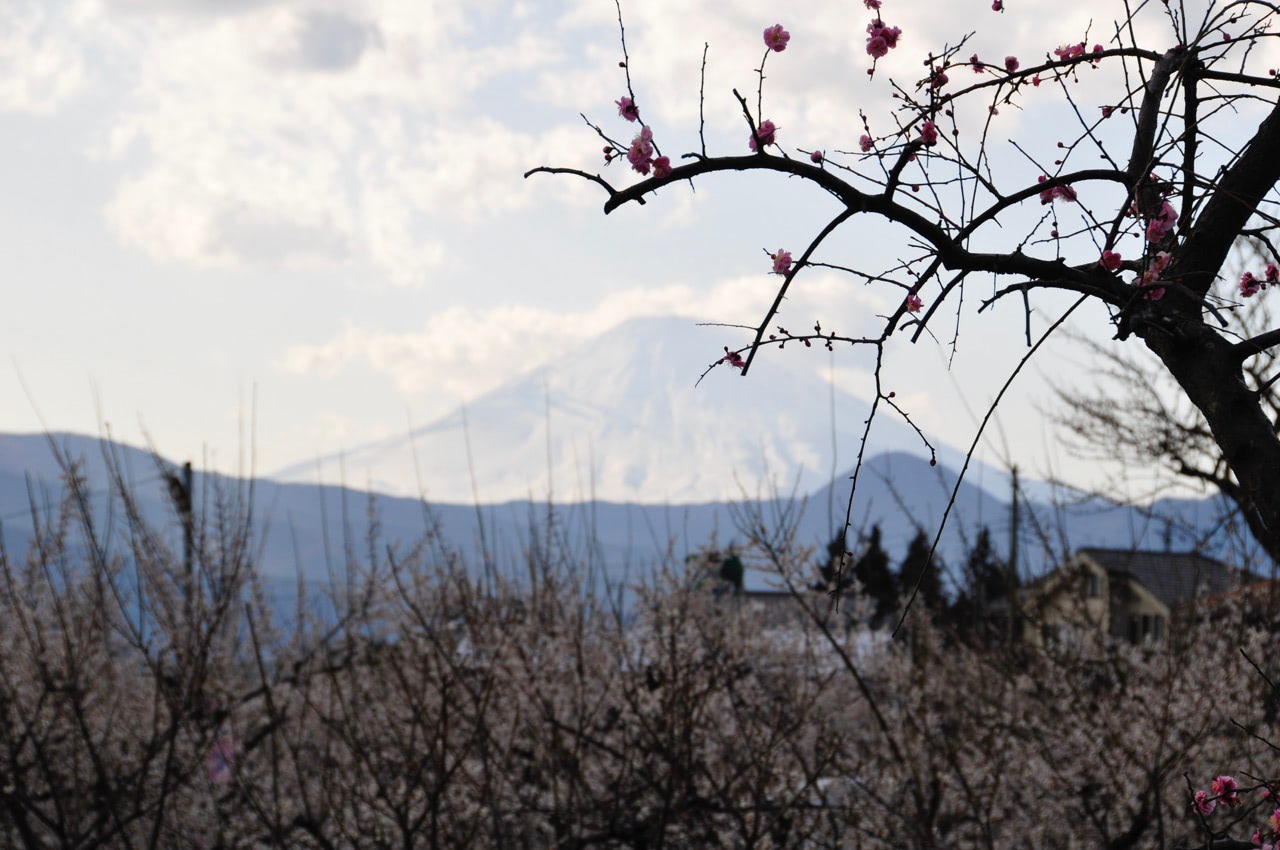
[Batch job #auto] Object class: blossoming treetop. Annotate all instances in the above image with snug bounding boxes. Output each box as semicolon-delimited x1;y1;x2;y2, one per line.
527;1;1280;562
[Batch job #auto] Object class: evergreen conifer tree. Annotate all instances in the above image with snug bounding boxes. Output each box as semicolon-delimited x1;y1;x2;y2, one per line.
898;530;944;613
854;525;897;627
949;526;1018;640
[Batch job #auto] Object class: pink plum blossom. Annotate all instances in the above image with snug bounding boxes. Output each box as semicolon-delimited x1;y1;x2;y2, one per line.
864;0;881;8
992;0;1003;9
866;19;901;57
1266;263;1279;283
929;70;949;89
771;249;793;275
1146;201;1177;242
627;126;654;174
1142;250;1172;284
920;120;939;145
1194;790;1216;816
1140;252;1170;298
1004;56;1019;72
810;150;824;164
1054;42;1086;61
970;54;984;73
722;348;746;370
859;134;873;152
1037;175;1077;204
763;24;790;52
652;155;672;178
1099;250;1122;271
1241;271;1262;298
906;294;924;313
616;96;639;122
750;119;777;151
1212;775;1240;806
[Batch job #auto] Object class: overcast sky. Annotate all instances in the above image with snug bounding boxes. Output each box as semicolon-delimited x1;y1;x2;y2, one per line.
0;0;1265;502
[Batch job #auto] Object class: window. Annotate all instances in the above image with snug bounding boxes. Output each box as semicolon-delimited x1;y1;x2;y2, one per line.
1085;573;1102;598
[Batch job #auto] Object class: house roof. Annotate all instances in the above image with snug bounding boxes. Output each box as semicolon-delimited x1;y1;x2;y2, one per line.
1077;547;1241;610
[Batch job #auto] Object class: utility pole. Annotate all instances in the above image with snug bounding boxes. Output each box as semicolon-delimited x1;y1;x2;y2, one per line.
182;461;193;580
1007;465;1020;644
165;461;195;622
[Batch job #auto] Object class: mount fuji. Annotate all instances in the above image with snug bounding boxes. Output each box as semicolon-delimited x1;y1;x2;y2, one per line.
270;315;1014;507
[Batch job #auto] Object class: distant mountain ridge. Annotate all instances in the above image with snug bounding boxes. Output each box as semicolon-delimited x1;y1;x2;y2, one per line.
0;432;1247;595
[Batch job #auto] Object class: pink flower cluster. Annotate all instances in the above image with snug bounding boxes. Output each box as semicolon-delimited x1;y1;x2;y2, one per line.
1053;42;1104;63
1145;200;1177;243
1194;775;1241;815
1190;774;1280;846
1240;263;1279;298
866;18;902;58
1264;805;1280;849
1099;250;1122;272
1053;42;1087;61
763;24;790;52
616;96;639;122
721;347;746;370
615;125;671;177
626;125;654;174
1037;175;1077;204
1139;250;1171;300
906;294;923;313
771;249;793;275
750;119;778;152
859;134;873;153
920;120;938;146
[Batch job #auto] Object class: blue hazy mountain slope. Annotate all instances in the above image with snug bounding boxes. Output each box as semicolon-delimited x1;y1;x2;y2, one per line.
0;433;1246;599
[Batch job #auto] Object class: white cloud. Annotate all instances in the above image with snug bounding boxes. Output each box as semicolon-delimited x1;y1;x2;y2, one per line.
88;0;574;276
274;270;889;412
0;2;85;113
253;9;380;72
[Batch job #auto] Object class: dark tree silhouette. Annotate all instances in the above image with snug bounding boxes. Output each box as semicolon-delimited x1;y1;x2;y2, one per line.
949;525;1019;641
898;530;944;613
529;1;1280;573
817;530;852;591
1054;283;1280;560
854;525;898;627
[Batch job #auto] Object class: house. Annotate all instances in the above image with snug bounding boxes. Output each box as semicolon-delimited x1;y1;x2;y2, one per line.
688;547;844;628
1021;547;1246;653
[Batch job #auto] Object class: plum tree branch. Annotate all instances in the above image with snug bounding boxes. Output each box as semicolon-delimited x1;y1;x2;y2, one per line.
547;153;1135;304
